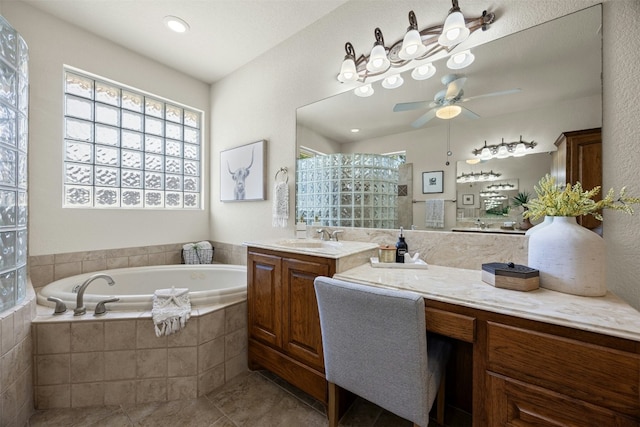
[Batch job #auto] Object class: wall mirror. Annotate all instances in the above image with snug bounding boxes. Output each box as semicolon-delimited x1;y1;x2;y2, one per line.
296;5;602;230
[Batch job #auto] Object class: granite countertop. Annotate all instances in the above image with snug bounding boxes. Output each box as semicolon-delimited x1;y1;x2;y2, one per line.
334;263;640;342
243;238;379;259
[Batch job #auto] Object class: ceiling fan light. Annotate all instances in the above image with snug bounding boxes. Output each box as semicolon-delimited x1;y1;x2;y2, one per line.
366;44;389;73
382;74;404;89
438;11;469;47
436;105;462;119
338;57;358;83
399;29;427;60
447;50;475;69
411;63;436;80
354;84;375;97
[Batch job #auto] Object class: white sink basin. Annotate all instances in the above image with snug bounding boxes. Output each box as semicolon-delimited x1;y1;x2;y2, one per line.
276;239;342;250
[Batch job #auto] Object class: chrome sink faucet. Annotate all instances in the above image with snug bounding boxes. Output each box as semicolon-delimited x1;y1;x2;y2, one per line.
317;229;330;241
330;230;344;241
74;273;115;316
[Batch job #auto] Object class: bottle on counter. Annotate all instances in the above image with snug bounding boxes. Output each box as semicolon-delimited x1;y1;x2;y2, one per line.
396;227;408;263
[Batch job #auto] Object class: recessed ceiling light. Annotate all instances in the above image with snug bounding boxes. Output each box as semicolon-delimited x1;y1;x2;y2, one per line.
350;128;360;133
163;16;190;33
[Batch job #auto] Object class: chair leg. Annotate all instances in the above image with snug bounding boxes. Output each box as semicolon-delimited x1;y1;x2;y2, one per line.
436;370;446;426
328;382;339;427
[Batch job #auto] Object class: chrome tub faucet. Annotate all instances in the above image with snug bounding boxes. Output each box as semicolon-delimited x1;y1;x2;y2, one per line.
74;273;115;316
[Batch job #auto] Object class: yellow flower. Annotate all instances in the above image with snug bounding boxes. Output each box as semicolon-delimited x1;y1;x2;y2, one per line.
524;174;640;221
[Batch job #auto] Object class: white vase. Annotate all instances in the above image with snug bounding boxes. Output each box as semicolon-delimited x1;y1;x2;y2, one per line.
527;216;606;296
525;216;554;236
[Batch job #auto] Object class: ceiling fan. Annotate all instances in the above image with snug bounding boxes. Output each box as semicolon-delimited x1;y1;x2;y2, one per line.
393;74;521;128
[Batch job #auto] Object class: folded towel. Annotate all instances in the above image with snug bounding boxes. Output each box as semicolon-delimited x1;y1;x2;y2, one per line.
195;241;212;250
272;181;289;228
425;199;445;229
152;287;191;337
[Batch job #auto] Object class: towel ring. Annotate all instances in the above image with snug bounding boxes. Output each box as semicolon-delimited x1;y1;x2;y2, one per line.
275;167;288;184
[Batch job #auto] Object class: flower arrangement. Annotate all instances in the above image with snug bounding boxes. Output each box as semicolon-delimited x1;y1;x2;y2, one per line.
524;174;640;220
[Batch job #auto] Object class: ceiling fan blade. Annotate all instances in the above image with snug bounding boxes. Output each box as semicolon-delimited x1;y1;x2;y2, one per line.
445;77;467;100
461;88;522;103
460;106;480;119
411;109;437;128
393;101;432;112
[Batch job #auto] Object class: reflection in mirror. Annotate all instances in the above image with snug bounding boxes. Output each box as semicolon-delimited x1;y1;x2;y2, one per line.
296;5;602;231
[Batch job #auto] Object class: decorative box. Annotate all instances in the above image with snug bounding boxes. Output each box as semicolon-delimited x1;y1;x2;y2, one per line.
481;262;539;291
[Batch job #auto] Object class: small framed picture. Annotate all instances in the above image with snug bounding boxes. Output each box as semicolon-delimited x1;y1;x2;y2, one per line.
422;170;444;194
462;194;475;205
220;140;266;202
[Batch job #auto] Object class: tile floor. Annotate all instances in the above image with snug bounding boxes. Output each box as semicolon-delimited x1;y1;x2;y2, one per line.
28;370;472;426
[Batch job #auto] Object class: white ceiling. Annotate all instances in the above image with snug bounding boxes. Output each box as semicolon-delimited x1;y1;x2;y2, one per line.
20;0;349;84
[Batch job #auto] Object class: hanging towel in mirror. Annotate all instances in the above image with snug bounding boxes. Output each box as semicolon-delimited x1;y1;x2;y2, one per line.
425;199;445;229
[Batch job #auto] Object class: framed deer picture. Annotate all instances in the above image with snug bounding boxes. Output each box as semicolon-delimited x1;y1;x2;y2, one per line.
220;140;266;202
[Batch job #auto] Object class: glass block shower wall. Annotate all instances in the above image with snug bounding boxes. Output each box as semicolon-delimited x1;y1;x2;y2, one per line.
296;154;400;229
0;16;29;313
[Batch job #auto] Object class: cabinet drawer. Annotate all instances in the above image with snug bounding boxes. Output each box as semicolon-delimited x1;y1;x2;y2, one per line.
487;372;637;427
487;322;640;418
425;307;475;343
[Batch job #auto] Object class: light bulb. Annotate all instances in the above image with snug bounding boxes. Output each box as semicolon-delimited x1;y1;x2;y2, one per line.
436;105;462;119
411;63;436;80
382;74;404;89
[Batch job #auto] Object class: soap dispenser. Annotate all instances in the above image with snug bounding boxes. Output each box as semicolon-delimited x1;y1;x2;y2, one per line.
395;227;408;263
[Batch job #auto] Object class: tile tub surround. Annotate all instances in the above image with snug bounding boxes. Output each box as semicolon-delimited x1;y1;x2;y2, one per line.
28;241;246;290
0;284;36;427
32;300;248;409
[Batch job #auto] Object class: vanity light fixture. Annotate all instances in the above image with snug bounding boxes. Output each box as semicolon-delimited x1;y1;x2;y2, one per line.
456;170;501;183
486;182;516;191
472;136;537;160
439;0;470;47
337;1;495;84
163;16;190;33
446;49;475;69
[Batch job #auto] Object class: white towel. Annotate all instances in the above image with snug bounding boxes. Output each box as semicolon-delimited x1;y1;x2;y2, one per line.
272;181;289;228
425;199;445;229
152;287;191;337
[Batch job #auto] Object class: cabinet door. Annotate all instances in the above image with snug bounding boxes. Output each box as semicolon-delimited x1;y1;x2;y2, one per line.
247;251;282;348
282;257;330;371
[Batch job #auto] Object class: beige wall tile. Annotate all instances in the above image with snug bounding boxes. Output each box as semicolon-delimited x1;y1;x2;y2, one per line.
71;322;104;352
71;382;104;408
34;384;70;409
1;380;17;426
165;251;182;265
82;258;107;273
148;252;165;266
54;262;82;281
35;323;70;354
136;320;167;349
128;255;149;267
136;348;167;379
54;252;87;264
198;310;225;344
104;380;136;405
197;336;224;373
136;378;167;404
35;354;70;385
70;352;104;383
28;265;54;288
224;329;247;361
168;347;197;377
104;350;136;380
1;344;18;386
107;247;148;258
1;314;15;355
106;257;129;270
167;318;198;347
225;302;247;333
104;320;136;350
167;376;197;401
197;364;225;397
28;255;54;266
225;352;248;383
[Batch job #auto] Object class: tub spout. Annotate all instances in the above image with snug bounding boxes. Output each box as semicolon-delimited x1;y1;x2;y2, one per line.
74;274;115;316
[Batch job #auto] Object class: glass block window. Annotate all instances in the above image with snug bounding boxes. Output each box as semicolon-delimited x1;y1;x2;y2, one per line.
0;15;28;313
63;69;203;209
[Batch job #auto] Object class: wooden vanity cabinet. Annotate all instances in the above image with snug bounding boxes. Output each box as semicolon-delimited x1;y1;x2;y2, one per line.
247;247;335;403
